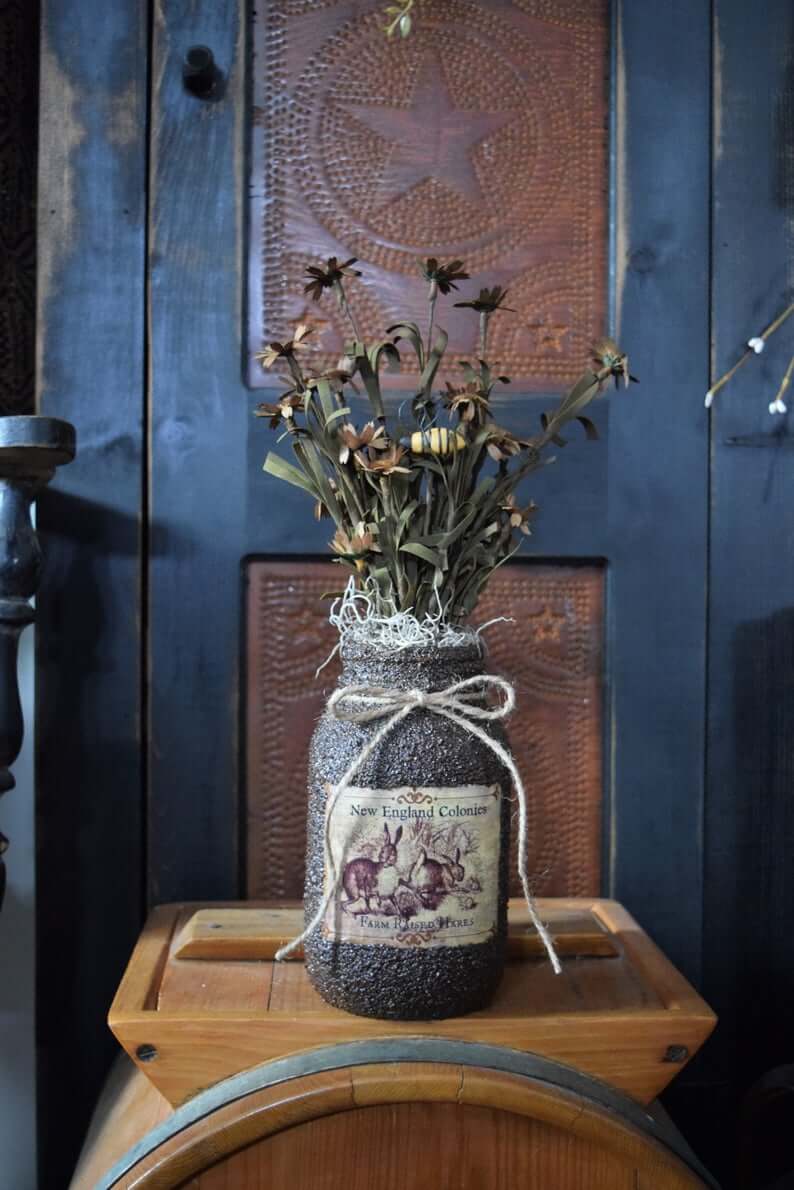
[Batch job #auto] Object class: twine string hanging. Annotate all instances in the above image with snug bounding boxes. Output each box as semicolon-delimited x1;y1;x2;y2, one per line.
275;673;562;974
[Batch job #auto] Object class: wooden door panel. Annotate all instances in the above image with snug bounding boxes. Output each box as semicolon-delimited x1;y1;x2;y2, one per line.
248;0;609;392
146;0;710;1005
245;559;604;900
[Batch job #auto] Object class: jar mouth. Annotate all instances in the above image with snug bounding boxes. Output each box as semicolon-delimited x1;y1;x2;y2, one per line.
340;635;485;665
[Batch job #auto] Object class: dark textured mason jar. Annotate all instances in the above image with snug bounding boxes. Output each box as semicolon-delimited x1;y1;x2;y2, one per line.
303;639;511;1020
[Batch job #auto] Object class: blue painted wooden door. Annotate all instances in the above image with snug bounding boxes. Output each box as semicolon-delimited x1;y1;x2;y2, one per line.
143;0;710;992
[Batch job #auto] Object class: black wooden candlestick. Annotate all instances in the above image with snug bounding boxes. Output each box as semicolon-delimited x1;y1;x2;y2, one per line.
0;416;75;907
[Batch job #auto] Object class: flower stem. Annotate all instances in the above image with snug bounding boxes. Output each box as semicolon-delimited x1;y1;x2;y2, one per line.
772;352;794;409
426;280;438;365
479;311;490;360
334;280;362;342
706;299;794;406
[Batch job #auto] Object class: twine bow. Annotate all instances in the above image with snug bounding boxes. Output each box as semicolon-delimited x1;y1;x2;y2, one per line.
275;674;561;973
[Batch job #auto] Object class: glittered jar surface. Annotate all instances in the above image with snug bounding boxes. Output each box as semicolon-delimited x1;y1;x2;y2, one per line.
303;640;511;1020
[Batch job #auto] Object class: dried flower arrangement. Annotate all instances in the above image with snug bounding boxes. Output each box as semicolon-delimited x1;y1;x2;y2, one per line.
259;256;635;627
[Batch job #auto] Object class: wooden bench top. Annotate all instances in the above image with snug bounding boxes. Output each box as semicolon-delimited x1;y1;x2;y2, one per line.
108;898;716;1108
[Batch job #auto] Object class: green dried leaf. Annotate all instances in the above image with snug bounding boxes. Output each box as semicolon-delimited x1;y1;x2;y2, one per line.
368;340;401;377
387;322;425;369
324;406;351;427
312;377;337;425
293;440;343;521
353;349;386;421
396;499;420;540
577;415;599;441
424;504;479;548
418;326;448;396
262;451;317;498
540;412;567;447
400;540;446;571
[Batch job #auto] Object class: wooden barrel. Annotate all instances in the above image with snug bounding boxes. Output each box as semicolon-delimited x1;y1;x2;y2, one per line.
73;1040;718;1189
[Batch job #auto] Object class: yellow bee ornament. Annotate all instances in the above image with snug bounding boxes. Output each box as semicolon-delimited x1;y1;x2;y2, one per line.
401;427;467;456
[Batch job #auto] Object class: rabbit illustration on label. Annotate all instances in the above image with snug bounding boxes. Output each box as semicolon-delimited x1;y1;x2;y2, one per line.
342;824;403;915
323;784;500;948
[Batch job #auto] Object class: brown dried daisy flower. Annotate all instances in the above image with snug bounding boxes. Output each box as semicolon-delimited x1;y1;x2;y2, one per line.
255;323;312;370
422;258;469;295
485;426;524;462
357;443;412;476
501;493;536;536
338;421;387;465
255;391;304;429
330;523;380;572
443;381;490;424
454;286;514;314
304;257;361;302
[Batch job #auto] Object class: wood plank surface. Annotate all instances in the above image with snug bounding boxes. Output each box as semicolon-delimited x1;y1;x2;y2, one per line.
109;899;715;1108
36;1;148;1185
147;0;252;904
609;0;711;988
171;904;617;962
195;1104;640;1190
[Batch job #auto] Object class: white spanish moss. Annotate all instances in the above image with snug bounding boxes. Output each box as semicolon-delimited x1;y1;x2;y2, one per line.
316;579;478;679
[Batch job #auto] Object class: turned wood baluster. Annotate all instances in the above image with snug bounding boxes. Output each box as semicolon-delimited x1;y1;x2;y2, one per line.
0;416;75;907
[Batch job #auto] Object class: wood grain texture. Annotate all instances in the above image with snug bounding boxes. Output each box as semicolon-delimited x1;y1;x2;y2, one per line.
108;899;715;1109
71;1058;172;1190
36;1;148;1185
248;0;609;393
246;560;603;900
171;903;618;961
147;0;253;904
609;0;710;988
73;1052;712;1189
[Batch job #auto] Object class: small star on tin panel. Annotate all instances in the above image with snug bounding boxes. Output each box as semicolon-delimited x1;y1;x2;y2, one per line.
527;318;570;354
528;606;567;644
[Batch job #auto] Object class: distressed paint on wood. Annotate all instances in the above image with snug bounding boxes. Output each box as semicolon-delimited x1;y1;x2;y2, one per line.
608;0;710;986
147;0;252;902
35;1;147;1186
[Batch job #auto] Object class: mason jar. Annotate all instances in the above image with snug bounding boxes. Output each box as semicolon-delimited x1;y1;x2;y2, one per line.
302;638;511;1020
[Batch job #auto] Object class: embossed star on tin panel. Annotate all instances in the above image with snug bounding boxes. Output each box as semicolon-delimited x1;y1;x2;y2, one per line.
249;0;609;391
341;56;512;206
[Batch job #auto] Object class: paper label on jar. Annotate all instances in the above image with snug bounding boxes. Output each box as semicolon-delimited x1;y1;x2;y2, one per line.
322;784;501;948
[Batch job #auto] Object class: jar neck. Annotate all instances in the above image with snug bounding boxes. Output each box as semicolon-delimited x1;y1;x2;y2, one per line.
339;641;485;693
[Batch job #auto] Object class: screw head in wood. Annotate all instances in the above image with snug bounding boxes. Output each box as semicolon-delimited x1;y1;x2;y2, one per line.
663;1044;688;1063
136;1043;158;1063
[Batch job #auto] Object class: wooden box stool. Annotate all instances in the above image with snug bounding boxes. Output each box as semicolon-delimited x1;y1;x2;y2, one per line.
72;899;718;1189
